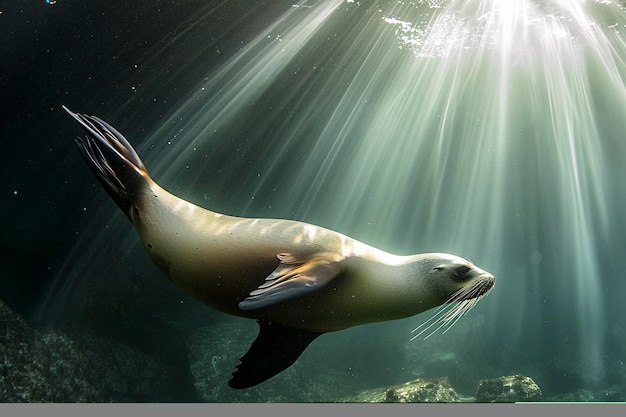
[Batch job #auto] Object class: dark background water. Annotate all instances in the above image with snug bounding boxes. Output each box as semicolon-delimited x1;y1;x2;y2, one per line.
1;0;278;314
2;0;626;402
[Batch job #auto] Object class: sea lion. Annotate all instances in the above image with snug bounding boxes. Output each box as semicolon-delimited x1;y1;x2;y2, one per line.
62;105;495;389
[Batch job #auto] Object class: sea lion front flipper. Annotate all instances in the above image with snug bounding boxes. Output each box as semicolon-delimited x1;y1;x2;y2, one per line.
238;252;344;311
228;320;322;389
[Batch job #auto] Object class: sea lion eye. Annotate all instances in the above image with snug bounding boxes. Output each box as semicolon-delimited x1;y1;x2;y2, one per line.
454;265;471;277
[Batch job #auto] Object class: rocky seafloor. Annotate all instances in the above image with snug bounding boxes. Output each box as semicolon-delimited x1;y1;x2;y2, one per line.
1;298;625;402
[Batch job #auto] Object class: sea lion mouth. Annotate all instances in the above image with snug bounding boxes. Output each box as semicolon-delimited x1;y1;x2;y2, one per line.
410;273;495;340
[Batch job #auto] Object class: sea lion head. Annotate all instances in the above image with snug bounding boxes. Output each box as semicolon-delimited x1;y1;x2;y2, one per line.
409;253;495;339
423;253;495;302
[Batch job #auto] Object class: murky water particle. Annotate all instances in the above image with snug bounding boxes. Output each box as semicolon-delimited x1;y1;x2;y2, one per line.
12;190;17;196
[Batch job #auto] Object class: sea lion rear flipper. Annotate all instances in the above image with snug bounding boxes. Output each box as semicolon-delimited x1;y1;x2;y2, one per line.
238;252;344;310
228;320;322;389
62;105;150;217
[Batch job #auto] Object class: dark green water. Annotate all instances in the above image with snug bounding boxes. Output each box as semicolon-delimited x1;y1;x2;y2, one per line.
2;0;626;402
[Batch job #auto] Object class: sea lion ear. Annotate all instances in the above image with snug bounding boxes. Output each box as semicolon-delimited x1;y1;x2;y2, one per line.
237;252;345;310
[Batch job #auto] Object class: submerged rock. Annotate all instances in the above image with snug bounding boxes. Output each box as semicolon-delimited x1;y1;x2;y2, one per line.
340;377;462;402
547;388;596;402
475;374;542;403
0;298;192;402
0;298;100;402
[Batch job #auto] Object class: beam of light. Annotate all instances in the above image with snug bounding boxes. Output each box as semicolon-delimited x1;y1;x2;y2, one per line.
42;0;626;389
368;0;625;384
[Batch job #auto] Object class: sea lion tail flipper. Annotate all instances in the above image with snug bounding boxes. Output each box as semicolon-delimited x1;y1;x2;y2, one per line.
62;105;149;215
238;252;344;310
228;321;321;389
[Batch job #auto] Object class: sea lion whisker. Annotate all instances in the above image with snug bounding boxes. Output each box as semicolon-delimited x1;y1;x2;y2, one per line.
410;279;492;340
440;298;480;335
419;299;477;339
410;317;449;341
410;288;473;336
410;302;458;340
